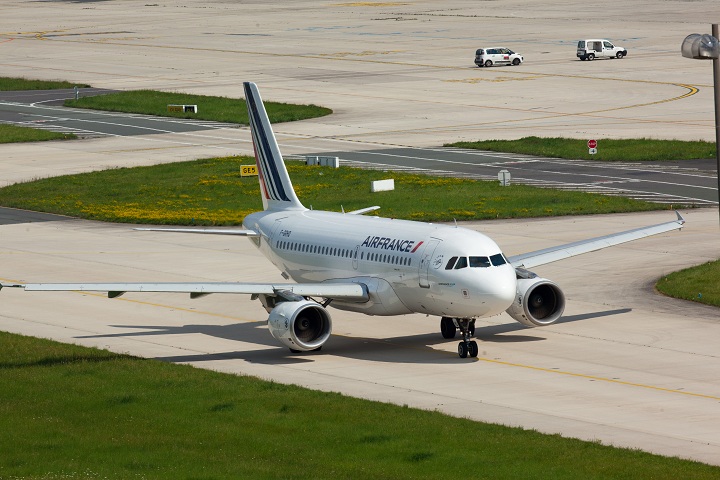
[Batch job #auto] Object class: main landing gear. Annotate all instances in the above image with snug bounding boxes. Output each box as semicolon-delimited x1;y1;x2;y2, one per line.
440;317;478;358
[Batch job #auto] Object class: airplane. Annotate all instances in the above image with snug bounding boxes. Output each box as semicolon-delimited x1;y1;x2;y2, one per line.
0;82;686;358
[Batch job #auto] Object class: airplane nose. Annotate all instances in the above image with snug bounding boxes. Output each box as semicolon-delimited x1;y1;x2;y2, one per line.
489;266;517;310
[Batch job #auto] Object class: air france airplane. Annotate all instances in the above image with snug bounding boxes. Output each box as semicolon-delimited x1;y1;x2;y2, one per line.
1;82;686;358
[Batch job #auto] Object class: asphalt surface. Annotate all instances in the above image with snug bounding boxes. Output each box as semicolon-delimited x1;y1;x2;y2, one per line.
310;147;719;206
1;91;717;206
0;89;237;138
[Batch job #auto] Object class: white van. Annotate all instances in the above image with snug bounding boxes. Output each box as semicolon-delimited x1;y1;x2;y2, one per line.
475;48;523;67
577;39;627;61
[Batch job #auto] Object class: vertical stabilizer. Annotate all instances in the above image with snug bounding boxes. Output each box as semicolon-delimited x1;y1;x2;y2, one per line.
244;82;306;211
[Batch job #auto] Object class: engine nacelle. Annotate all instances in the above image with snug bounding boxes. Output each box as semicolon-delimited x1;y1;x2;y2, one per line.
267;300;332;351
506;278;565;327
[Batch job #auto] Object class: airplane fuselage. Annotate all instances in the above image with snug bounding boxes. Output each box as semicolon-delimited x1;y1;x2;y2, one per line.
243;208;518;319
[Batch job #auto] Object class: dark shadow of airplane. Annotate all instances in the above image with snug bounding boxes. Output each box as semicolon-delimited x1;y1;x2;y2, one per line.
75;308;631;365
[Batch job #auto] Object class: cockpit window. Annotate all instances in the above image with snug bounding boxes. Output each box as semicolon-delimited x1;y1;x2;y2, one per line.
469;256;491;268
445;256;458;270
490;253;507;266
446;254;508;270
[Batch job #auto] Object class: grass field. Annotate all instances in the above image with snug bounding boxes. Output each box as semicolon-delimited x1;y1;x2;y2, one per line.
64;90;332;124
2;331;718;479
0;124;76;143
0;156;669;225
0;77;90;91
656;259;720;307
447;137;716;162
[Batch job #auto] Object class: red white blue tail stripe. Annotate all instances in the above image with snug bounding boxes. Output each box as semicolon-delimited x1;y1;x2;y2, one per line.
244;82;305;211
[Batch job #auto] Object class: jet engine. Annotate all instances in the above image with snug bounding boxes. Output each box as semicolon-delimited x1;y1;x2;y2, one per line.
267;300;332;351
506;277;565;327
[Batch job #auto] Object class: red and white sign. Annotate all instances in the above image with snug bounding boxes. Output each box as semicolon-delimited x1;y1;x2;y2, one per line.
587;139;597;149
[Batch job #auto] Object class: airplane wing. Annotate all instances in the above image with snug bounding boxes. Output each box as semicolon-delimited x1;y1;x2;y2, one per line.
0;281;369;301
507;211;685;269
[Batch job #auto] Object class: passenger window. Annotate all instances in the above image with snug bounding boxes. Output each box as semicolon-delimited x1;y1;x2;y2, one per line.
445;256;458;270
454;257;468;269
469;256;491;268
490;253;506;266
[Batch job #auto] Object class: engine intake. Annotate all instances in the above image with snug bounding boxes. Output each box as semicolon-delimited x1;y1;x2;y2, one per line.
506;277;565;327
267;300;332;351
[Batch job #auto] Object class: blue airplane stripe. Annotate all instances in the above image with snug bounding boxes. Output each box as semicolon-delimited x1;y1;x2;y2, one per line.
245;84;290;202
246;88;281;201
245;83;280;201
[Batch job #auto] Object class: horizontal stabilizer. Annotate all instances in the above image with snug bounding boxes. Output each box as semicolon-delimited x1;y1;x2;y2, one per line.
134;227;260;237
347;206;381;215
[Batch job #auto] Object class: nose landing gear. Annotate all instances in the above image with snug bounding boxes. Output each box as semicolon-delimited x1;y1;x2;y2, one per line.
440;317;478;358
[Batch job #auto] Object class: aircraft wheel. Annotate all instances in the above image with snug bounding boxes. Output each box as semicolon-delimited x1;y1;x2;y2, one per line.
458;342;469;358
468;341;479;358
440;317;457;339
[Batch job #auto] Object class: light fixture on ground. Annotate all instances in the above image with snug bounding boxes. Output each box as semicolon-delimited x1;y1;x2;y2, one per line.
682;25;720;224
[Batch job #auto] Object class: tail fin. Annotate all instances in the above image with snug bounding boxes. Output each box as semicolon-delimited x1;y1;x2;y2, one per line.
244;82;305;211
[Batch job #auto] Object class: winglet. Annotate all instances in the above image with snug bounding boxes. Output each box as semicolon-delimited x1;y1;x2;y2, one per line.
243;82;306;212
675;210;685;226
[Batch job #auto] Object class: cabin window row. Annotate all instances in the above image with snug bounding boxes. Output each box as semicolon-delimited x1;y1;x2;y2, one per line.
445;254;507;270
360;251;412;266
276;240;355;259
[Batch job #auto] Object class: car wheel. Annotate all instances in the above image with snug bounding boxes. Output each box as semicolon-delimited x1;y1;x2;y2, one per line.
484;60;493;67
512;58;521;66
587;53;595;61
616;51;625;59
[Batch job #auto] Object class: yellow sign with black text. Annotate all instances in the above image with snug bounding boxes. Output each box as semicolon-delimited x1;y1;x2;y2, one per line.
241;165;258;177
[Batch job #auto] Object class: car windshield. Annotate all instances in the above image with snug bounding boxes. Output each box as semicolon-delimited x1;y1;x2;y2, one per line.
578;40;585;48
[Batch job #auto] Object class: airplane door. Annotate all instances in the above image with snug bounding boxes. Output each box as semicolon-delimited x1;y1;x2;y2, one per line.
353;245;359;270
418;239;440;288
268;220;283;247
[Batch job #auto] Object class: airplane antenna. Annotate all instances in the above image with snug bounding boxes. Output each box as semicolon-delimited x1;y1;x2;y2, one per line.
454;218;458;227
341;205;345;214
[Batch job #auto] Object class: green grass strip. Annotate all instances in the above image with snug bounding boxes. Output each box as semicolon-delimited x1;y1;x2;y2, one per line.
0;156;670;225
657;259;720;307
1;331;717;479
0;77;90;91
64;90;332;124
447;136;716;162
0;124;76;143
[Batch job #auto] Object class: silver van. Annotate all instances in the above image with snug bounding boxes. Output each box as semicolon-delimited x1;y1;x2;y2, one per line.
475;48;523;67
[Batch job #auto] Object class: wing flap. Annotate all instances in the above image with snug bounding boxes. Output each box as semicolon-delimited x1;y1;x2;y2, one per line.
508;212;685;269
